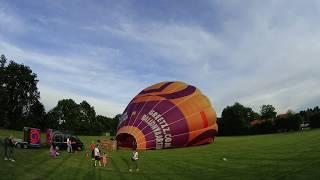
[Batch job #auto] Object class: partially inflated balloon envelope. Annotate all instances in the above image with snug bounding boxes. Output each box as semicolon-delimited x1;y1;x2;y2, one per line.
116;81;218;150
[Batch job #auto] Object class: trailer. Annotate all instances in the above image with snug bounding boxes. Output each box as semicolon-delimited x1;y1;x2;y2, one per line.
15;127;41;148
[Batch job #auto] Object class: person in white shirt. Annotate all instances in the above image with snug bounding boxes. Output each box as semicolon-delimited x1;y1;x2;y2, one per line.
67;138;72;153
129;149;139;172
94;144;101;167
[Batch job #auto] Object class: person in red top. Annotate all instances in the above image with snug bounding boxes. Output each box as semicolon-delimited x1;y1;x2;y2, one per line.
90;141;95;161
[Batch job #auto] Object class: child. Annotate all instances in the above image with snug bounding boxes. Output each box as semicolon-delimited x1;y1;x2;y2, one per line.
85;151;89;160
101;152;107;167
50;144;56;157
55;146;60;156
94;144;101;167
50;144;59;157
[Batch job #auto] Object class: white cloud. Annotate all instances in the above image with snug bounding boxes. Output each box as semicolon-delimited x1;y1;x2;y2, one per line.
39;84;125;117
0;6;24;33
88;1;320;115
1;0;319;117
90;22;224;66
0;40;145;116
201;1;320;115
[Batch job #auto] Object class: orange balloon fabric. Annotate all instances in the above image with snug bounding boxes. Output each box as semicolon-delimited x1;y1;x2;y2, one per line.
116;81;218;150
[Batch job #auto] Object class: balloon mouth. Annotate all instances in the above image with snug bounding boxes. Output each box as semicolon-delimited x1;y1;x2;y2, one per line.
116;133;137;150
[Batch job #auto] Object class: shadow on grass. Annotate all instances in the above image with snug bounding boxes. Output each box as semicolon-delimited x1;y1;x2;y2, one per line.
0;138;4;157
4;148;52;179
45;153;73;179
73;151;93;178
120;156;130;170
110;157;126;180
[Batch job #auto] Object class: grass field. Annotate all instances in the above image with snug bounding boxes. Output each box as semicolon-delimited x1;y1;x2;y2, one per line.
0;129;320;180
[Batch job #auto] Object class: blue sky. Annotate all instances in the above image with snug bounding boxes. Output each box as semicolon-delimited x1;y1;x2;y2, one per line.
1;0;319;117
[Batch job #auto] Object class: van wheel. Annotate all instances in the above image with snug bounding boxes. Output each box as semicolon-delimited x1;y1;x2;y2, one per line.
23;144;28;149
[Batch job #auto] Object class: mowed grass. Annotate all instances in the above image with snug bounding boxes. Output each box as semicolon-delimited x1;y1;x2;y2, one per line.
0;129;320;180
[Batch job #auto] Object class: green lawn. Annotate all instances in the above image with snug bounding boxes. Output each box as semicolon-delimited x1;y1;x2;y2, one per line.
0;128;320;180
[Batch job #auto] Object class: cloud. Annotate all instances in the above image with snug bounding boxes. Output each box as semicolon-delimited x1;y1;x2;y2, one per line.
85;21;224;66
0;5;24;33
201;1;320;114
88;1;320;115
39;85;124;117
0;40;146;117
1;0;319;117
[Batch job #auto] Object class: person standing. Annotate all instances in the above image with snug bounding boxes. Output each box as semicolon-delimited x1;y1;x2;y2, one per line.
4;135;15;162
67;137;72;153
66;138;70;153
94;144;101;167
50;144;55;157
101;152;107;167
90;141;95;160
129;149;139;172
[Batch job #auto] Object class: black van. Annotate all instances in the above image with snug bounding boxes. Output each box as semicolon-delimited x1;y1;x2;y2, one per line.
52;131;84;151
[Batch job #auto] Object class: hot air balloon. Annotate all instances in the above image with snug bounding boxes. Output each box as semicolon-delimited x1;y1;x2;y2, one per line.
116;81;218;150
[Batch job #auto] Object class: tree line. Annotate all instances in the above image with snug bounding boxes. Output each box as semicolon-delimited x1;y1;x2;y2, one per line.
0;54;119;135
218;102;320;136
46;99;120;135
1;54;319;136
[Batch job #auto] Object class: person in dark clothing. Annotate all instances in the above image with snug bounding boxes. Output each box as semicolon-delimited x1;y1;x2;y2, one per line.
4;136;15;162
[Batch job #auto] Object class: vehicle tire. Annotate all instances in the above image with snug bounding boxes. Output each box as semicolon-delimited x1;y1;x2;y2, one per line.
23;144;28;149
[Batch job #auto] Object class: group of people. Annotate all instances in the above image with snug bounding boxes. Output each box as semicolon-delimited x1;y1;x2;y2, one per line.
89;141;139;172
3;135;140;172
49;137;73;157
90;141;107;167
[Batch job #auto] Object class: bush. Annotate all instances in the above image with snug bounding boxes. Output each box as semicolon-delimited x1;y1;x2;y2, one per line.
249;120;276;134
274;113;302;132
310;112;320;128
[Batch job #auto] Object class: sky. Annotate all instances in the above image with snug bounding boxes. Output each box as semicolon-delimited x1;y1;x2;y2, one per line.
0;0;319;118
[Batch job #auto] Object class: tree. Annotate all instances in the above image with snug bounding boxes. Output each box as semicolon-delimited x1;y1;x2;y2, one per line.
45;110;60;130
61;99;81;132
45;104;62;130
0;55;8;127
219;102;256;135
286;111;302;131
24;100;46;129
274;110;302;132
49;99;80;132
111;114;121;136
79;100;96;133
300;106;320;125
46;99;113;135
310;112;320;128
260;104;277;120
96;115;113;132
3;60;40;129
248;110;260;122
249;120;275;134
